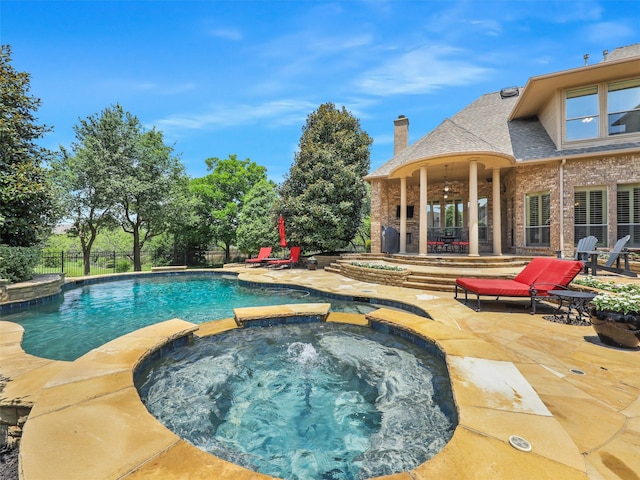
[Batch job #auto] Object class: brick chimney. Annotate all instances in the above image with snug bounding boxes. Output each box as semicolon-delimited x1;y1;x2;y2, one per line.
394;115;409;155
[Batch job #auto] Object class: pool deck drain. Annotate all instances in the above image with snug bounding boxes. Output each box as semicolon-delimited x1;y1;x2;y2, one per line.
1;266;640;479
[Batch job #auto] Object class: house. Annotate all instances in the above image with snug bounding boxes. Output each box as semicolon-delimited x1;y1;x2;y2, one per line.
365;44;640;257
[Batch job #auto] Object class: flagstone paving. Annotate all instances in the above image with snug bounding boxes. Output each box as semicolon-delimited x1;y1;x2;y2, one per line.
1;265;638;479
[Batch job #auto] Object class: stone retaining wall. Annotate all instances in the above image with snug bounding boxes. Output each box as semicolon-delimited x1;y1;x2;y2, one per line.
0;275;64;307
337;263;410;287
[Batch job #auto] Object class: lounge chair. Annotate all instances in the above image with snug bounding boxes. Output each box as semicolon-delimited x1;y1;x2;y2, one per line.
245;247;273;267
455;257;584;313
585;235;637;277
574;235;598;261
267;246;301;269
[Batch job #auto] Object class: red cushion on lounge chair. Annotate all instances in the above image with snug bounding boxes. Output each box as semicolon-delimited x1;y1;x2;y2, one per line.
513;257;554;285
455;278;532;297
531;259;584;295
266;246;301;267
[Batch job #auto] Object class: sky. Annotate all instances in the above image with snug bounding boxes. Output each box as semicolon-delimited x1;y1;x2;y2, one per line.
2;0;639;182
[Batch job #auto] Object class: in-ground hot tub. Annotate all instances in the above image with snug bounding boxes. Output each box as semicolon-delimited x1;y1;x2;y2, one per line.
135;309;457;480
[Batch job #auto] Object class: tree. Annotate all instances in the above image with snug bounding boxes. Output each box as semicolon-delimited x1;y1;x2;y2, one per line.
0;44;58;248
278;103;372;252
236;180;279;255
111;124;189;271
190;154;268;262
52;104;189;272
50;106;129;274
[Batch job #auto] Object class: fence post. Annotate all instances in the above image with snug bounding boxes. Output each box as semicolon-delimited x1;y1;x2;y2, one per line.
113;251;116;273
61;250;65;274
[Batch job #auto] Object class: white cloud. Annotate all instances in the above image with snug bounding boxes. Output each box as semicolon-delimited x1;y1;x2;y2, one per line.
154;99;318;134
208;27;243;41
469;19;502;36
583;21;635;46
356;45;491;96
98;79;197;95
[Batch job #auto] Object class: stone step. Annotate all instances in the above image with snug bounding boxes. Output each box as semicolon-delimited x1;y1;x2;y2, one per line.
338;253;530;269
402;281;456;292
325;256;523;293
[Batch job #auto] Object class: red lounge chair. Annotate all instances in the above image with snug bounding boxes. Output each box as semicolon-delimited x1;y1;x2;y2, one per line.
455;257;584;313
267;246;301;268
245;247;273;267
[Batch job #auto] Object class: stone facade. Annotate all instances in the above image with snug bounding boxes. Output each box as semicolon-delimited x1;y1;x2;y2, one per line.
366;46;640;257
372;153;640;256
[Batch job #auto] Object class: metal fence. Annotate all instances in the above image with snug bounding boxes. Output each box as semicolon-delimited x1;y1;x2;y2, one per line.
35;250;145;276
35;248;242;276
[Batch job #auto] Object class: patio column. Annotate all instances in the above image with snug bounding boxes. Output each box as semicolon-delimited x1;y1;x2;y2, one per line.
419;166;428;255
468;159;479;256
400;177;407;254
492;168;502;255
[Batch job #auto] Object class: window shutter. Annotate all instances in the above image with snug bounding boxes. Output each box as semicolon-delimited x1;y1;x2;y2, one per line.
574;191;587;224
617;190;630;223
541;194;550;226
590;190;604;224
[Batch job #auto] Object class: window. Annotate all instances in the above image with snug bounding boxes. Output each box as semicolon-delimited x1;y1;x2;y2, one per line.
427;201;440;228
608;79;640;136
525;192;550;246
478;197;488;241
617;184;640;247
565;78;640;142
574;189;607;244
395;205;414;218
444;200;463;228
566;86;599;141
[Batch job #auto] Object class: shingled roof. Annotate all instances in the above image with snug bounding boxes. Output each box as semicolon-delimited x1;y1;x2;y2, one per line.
368;91;525;178
368;67;640;179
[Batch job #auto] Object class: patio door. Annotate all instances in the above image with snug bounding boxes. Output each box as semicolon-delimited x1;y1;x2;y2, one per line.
444;199;464;236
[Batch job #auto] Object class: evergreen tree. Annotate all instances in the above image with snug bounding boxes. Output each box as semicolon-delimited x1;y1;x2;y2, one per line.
0;45;58;247
279;103;372;252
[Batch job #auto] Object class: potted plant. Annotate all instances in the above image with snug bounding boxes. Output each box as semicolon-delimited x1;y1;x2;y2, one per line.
590;286;640;349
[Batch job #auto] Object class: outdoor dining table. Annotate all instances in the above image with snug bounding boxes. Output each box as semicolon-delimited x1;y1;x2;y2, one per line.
440;235;457;252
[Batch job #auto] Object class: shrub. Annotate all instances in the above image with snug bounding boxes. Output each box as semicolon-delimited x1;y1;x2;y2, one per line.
0;245;41;283
351;261;405;271
115;259;132;273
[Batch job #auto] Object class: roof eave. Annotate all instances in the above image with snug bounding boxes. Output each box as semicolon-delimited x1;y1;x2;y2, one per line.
510;57;640;120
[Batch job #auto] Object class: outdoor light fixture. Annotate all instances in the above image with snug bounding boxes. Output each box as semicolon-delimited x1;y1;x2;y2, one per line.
443;165;450;199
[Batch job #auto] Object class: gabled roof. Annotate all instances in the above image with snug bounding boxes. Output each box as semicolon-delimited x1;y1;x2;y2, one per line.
367;45;640;180
510;44;640;119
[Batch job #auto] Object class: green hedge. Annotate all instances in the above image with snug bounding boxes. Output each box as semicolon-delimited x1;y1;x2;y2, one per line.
0;245;41;283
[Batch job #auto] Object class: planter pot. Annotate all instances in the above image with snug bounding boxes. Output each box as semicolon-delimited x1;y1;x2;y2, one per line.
590;309;640;349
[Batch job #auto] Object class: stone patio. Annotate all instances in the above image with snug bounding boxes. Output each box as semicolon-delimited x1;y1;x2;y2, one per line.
1;266;639;479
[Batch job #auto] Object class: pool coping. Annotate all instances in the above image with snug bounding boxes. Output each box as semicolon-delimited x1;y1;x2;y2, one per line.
17;304;587;479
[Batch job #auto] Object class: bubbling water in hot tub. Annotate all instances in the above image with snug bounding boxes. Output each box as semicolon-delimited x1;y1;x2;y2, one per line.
136;322;457;480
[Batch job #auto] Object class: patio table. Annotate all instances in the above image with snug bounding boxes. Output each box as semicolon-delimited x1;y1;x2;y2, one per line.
440;235;457;252
548;290;596;324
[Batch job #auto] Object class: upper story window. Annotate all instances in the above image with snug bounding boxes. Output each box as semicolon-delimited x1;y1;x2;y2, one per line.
566;86;599;141
564;78;640;142
608;79;640;136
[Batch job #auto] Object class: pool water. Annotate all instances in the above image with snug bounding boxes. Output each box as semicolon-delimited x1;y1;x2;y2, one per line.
1;274;376;361
136;322;456;480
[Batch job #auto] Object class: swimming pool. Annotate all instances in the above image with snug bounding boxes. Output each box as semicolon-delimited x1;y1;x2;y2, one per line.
1;273;378;361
